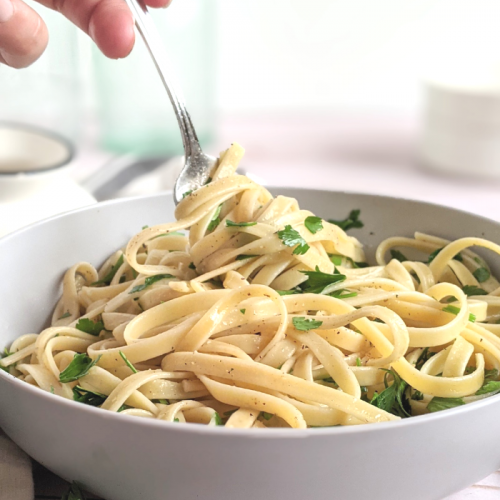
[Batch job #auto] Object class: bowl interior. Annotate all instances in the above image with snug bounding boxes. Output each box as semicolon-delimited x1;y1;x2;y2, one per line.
1;187;500;348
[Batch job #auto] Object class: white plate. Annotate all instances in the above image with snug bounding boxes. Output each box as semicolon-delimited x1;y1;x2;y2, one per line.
1;189;499;500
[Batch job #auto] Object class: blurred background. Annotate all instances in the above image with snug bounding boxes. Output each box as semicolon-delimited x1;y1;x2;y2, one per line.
3;0;500;224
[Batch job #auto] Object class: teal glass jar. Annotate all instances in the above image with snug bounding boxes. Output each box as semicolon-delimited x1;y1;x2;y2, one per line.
92;0;216;157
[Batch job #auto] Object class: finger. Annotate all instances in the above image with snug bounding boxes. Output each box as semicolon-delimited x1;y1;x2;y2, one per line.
0;0;48;68
144;0;172;8
36;0;134;59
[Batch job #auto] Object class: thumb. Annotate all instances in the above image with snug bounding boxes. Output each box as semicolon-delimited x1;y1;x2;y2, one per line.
0;0;48;68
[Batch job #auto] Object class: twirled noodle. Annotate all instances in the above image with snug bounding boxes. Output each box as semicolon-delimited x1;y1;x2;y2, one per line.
3;142;500;428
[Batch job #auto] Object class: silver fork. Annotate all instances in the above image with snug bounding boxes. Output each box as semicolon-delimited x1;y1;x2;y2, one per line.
123;0;216;205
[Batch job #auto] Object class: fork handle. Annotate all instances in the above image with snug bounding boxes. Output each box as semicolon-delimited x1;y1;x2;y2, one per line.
123;0;201;159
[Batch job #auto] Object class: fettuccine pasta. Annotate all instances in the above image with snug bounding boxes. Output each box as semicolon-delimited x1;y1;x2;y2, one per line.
3;143;500;428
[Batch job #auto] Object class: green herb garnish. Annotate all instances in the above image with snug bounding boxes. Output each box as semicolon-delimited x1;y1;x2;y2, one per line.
277;289;302;296
92;254;124;287
207;204;222;232
76;318;104;336
476;380;500;395
59;312;71;320
211;412;223;426
277;225;310;255
226;220;257;227
235;254;259;261
61;481;88;500
328;209;364;231
427;248;463;263
292;317;323;331
462;285;488;296
369;369;411;418
73;386;107;407
304;216;323;234
328;289;357;299
240;309;246;314
442;305;476;322
356;357;362;367
390;249;408;263
119;351;138;374
182;190;193;199
411;390;424;401
261;412;273;420
59;354;101;384
473;267;490;283
300;266;346;294
415;348;436;370
129;274;174;294
188;262;196;270
427;397;465;412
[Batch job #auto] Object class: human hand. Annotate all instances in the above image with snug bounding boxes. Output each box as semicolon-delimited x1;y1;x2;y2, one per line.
0;0;172;68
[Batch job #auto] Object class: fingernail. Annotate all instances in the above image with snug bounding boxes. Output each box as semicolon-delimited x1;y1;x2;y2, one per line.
0;0;13;23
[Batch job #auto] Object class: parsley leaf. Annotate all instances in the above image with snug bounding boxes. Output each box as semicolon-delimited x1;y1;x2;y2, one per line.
300;266;346;294
329;254;343;266
427;248;463;263
59;354;101;384
369;369;411;418
129;274;174;294
476;380;500;396
73;386;107;407
188;262;196;270
277;289;302;296
415;348;436;370
292;317;323;331
119;351;138;374
59;312;71;320
92;254;124;287
390;249;408;263
442;305;476;322
182;190;193;199
210;412;223;426
304;216;323;234
207;204;222;232
235;254;259;261
427;397;465;412
356;357;362;367
261;412;273;420
76;318;104;336
411;390;424;401
485;368;499;382
328;209;364;231
61;481;88;500
277;225;310;255
473;267;490;283
240;309;246;314
462;285;488;296
226;220;257;227
327;289;357;299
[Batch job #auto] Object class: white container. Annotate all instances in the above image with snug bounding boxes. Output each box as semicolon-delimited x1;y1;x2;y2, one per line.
0;123;95;237
421;70;500;177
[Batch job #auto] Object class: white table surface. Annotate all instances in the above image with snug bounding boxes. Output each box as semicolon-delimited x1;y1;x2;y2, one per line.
64;112;500;499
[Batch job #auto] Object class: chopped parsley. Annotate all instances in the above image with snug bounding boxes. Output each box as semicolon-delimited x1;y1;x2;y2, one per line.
442;305;476;322
174;418;180;422
300;266;346;294
59;354;101;384
329;254;368;268
462;285;488;296
76;318;104;336
476;380;500;396
61;481;88;500
207;204;222;232
327;289;357;299
390;249;408;263
129;274;174;294
188;262;196;270
411;390;424;401
240;309;246;314
292;317;323;331
304;216;323;234
369;369;411;418
356;357;362;367
182;190;193;199
142;225;149;230
473;267;490;283
415;348;436;370
277;289;302;296
92;254;124;286
277;225;310;255
119;351;138;374
427;397;465;412
210;412;223;426
58;312;71;320
226;220;257;227
261;412;273;420
427;248;463;263
328;209;364;231
235;254;259;261
73;386;107;407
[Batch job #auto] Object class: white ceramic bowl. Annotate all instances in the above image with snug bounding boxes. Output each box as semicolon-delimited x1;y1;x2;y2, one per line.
1;189;500;500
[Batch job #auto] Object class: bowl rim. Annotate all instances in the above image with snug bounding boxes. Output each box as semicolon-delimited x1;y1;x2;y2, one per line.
0;121;74;177
2;188;500;438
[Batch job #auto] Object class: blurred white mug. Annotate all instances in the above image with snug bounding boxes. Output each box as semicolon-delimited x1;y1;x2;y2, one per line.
0;123;95;237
